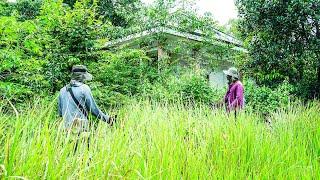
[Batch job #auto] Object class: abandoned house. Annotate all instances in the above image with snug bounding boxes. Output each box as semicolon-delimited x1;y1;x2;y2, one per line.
102;26;247;89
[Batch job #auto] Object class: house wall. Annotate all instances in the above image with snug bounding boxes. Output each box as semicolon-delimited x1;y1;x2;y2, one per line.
208;71;228;89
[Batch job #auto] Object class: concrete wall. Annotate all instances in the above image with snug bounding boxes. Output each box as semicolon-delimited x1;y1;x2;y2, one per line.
208;70;228;89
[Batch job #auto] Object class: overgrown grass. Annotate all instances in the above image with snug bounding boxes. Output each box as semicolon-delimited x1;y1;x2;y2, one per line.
0;99;319;179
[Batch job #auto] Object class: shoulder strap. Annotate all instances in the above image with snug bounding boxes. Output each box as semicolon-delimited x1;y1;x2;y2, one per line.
66;85;88;118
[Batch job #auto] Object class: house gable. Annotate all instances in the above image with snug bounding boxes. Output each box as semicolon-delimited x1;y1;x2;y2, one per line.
102;26;247;53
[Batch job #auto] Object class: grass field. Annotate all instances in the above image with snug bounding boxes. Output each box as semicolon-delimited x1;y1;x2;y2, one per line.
0;100;320;179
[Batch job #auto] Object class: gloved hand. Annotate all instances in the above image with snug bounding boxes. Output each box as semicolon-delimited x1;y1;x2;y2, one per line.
107;115;117;126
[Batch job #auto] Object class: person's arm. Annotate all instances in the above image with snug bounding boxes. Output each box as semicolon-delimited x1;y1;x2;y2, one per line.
83;85;110;122
228;83;244;110
58;94;62;117
224;92;228;104
223;86;231;111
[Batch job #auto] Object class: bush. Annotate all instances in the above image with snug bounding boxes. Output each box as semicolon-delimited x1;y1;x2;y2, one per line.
179;74;221;104
245;80;293;113
88;49;157;107
145;72;225;105
0;16;49;102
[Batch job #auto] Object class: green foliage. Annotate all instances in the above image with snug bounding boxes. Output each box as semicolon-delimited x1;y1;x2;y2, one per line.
88;50;157;106
64;0;141;27
0;0;42;21
15;0;42;21
161;39;236;72
87;48;223;106
0;0;15;16
0;15;48;102
245;80;294;113
0;82;33;102
145;72;223;105
97;0;142;27
106;0;239;78
223;18;242;40
178;74;219;104
0;0;109;101
105;0;222;40
236;0;320;98
0;0;241;109
38;0;108;91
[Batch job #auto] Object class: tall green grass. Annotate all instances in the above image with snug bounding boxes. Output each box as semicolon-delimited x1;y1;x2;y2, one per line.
0;100;319;179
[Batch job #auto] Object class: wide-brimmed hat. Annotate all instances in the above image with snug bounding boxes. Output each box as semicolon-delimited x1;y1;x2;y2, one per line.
223;67;239;79
71;65;93;81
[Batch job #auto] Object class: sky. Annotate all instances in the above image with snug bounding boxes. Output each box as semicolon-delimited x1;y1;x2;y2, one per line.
142;0;238;25
7;0;238;25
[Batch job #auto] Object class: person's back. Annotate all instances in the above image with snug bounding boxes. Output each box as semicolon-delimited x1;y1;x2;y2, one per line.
58;65;110;132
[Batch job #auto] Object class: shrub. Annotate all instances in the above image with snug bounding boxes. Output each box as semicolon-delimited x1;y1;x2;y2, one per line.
178;74;221;105
0;16;49;102
245;80;293;113
144;72;224;105
88;49;157;107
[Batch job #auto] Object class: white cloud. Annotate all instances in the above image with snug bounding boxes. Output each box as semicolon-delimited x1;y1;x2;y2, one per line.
197;0;237;24
141;0;238;25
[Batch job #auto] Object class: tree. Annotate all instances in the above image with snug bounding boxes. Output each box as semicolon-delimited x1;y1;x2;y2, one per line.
0;0;109;102
63;0;142;27
0;0;43;21
97;0;141;27
15;0;42;20
0;0;15;16
224;18;242;40
236;0;320;98
39;0;108;92
0;15;48;102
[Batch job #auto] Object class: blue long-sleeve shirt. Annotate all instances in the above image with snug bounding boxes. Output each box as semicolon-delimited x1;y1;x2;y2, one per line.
58;80;109;129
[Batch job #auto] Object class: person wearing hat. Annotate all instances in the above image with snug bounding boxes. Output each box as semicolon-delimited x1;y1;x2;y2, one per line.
58;65;114;133
223;67;245;116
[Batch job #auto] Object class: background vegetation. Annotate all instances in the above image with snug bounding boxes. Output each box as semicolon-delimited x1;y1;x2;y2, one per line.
1;0;307;113
1;0;319;178
0;1;214;108
236;0;320;99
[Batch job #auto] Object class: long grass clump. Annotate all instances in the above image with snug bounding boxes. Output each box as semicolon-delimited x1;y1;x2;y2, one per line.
0;100;319;179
